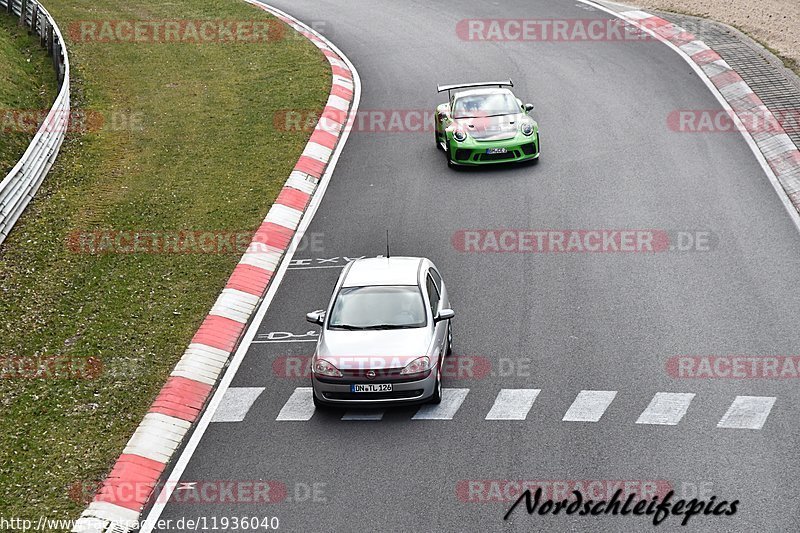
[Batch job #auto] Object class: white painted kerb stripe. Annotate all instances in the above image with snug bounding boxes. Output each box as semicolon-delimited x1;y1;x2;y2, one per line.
211;387;265;422
264;204;303;230
563;390;617;422
636;392;695;425
412;389;469;420
81;501;140;525
326;94;351;111
678;40;711;56
621;10;651;20
276;387;316;421
209;289;260;324
285;171;318;194
240;248;282;271
332;75;354;90
485;389;540;420
717;396;776;429
302;141;334;163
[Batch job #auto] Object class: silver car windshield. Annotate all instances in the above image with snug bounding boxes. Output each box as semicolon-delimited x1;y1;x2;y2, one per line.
328;286;427;330
453;93;519;119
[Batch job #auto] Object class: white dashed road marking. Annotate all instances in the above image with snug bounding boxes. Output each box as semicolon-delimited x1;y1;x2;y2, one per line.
211;387;265;422
563;390;617;422
636;393;696;426
276;387;316;421
267;388;775;429
485;389;540;420
412;389;470;420
717;396;776;430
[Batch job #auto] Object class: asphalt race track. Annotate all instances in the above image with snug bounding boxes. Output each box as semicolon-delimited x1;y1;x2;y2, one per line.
144;1;800;531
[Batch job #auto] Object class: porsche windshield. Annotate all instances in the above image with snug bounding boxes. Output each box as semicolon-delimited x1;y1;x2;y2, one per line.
453;92;519;119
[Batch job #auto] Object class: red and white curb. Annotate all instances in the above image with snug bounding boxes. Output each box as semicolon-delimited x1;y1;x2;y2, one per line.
592;3;800;224
72;3;358;532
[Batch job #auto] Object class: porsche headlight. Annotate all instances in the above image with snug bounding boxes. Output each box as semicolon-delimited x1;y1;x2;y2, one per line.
453;129;467;142
521;121;534;136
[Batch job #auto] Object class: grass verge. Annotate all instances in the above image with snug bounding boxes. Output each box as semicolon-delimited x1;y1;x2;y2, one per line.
0;12;57;174
0;0;330;527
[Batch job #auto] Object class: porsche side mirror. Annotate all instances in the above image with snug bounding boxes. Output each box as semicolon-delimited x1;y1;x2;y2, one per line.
524;103;535;112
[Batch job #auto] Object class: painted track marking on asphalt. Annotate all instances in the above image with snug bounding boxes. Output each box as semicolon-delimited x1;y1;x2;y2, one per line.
251;339;318;343
276;387;316;421
211;387;265;422
485;389;540;420
412;389;469;420
342;410;385;421
563;390;618;422
636;392;696;425
288;265;345;270
717;396;776;429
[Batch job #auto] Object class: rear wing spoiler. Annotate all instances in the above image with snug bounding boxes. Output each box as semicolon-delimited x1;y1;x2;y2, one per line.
437;80;513;100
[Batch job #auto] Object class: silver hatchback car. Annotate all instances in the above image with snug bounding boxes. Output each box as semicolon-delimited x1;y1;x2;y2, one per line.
306;256;454;407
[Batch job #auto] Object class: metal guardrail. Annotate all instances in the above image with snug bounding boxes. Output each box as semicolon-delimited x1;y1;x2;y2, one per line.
0;0;69;245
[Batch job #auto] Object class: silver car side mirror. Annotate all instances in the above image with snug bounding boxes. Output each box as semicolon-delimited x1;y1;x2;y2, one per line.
524;103;534;112
306;310;325;325
435;309;455;322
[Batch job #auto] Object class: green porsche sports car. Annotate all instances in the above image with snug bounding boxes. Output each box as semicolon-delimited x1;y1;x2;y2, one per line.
435;80;539;167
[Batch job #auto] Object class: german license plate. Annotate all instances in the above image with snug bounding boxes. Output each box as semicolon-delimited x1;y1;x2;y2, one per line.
486;147;507;154
351;383;392;393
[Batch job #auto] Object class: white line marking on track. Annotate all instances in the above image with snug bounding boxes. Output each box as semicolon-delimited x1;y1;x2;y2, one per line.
563;390;617;422
636;392;695;425
341;410;384;421
412;389;469;420
276;387;316;421
211;387;265;422
485;389;540;420
717;396;776;429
